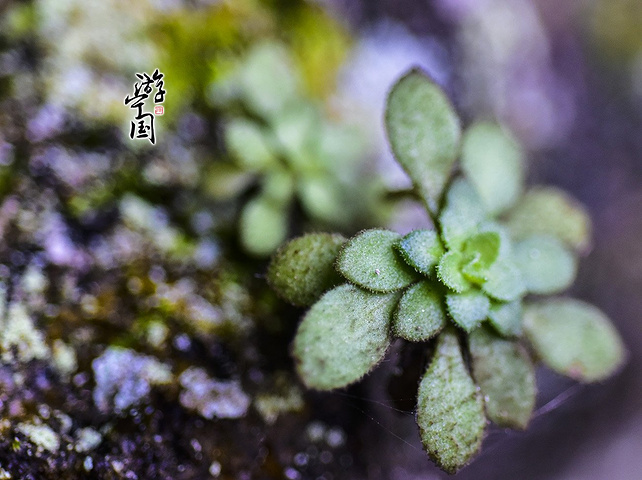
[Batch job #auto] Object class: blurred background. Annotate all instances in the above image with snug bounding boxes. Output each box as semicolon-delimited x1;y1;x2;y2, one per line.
0;0;640;478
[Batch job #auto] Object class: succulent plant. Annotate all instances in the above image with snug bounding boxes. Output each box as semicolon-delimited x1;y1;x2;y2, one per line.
205;42;370;257
267;69;626;473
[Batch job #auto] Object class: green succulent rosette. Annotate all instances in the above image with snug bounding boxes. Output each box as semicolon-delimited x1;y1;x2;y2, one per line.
205;42;370;257
268;69;625;473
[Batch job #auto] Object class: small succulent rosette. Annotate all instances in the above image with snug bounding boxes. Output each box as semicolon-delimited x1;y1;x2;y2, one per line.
206;42;369;256
267;69;626;473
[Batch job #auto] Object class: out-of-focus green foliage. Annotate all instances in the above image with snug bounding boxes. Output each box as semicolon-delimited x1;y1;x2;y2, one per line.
33;0;158;124
205;41;380;256
589;0;642;64
16;0;350;127
0;2;366;473
524;299;626;382
506;187;592;252
460;122;525;215
153;0;351;117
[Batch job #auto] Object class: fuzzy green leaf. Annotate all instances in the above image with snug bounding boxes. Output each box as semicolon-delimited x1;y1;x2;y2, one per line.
417;329;486;474
482;259;527;302
446;291;491;332
488;300;523;337
262;169;295;204
437;251;471;293
461;232;501;283
461;122;525;215
317;122;365;167
395;229;444;277
202;162;255;200
513;235;577;295
239;42;299;118
463;232;500;267
469;326;536;429
293;284;400;390
439;179;487;251
478;222;513;258
461;255;485;284
239;195;288;257
297;176;346;225
337;229;419;292
524;299;626;382
272;103;319;166
267;233;346;306
393;282;445;342
225;119;277;171
385;69;461;213
505;187;592;252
